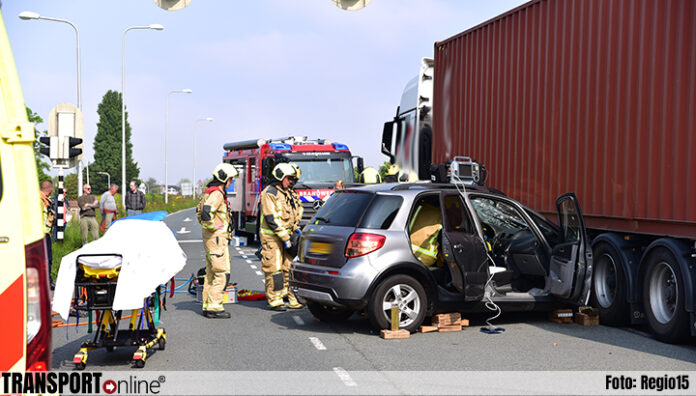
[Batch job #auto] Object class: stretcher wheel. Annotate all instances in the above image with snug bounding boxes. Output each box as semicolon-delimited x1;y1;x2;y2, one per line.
75;362;86;370
134;359;145;369
158;338;166;351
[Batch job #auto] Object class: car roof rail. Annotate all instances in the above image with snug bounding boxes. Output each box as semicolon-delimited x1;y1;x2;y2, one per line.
390;182;459;191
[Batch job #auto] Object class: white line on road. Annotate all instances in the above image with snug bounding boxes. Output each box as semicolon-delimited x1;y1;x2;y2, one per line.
183;217;192;222
176;227;191;234
292;315;304;326
309;337;326;350
333;367;357;387
242;255;248;259
250;265;257;269
246;259;252;263
255;271;263;276
178;240;203;243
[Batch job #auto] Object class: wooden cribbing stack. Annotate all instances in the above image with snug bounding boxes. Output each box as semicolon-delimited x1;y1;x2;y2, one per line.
419;312;469;333
380;306;411;339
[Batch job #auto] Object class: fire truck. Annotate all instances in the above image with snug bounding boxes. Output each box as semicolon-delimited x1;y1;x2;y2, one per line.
222;136;362;241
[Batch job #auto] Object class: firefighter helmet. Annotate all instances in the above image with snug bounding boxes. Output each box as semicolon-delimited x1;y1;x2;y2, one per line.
289;163;302;179
213;163;238;183
359;167;381;184
272;162;298;181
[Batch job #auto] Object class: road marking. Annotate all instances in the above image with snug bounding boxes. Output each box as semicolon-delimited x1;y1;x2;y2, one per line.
250;265;257;269
178;240;203;243
183;217;192;222
309;337;326;350
292;315;304;326
246;259;252;263
242;255;248;259
333;367;357;387
255;271;263;276
176;227;191;234
261;279;265;284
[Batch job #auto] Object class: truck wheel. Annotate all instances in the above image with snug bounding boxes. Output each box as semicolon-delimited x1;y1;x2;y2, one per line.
642;248;689;343
368;274;427;333
590;243;628;325
306;301;354;322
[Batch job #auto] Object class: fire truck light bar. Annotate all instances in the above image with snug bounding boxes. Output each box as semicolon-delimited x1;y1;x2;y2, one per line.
269;143;292;151
332;143;349;151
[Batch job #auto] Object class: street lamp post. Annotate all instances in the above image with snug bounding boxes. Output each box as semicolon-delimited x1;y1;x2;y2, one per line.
165;89;193;204
122;24;164;208
193;117;213;199
96;171;111;188
19;11;84;196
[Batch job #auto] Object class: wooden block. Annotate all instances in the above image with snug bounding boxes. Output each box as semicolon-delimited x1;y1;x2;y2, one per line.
432;312;461;326
418;325;438;333
549;309;573;324
380;329;411;339
437;324;462;332
460;318;469;327
574;309;599;326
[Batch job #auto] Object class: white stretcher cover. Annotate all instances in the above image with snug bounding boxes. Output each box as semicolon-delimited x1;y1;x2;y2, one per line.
52;219;187;320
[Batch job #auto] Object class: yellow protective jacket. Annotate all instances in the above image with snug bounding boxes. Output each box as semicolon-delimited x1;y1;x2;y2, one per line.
289;188;303;230
259;183;294;242
409;202;442;266
40;192;54;235
197;186;229;236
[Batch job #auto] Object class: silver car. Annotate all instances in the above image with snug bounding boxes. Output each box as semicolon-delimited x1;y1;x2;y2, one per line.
290;183;592;332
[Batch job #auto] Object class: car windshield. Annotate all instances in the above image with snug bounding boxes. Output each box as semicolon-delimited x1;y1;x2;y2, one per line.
293;158;354;184
311;191;373;227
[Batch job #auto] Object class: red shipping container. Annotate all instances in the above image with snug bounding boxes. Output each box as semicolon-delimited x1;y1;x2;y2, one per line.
432;0;696;238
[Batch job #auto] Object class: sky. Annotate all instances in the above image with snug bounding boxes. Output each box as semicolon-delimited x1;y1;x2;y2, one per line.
4;0;527;185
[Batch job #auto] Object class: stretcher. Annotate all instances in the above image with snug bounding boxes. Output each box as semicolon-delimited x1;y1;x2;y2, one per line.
71;253;167;369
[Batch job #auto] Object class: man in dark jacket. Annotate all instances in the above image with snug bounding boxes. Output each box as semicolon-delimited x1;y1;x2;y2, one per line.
125;180;146;216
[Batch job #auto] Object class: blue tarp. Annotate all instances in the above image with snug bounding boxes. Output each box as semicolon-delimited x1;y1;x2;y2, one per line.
114;210;168;222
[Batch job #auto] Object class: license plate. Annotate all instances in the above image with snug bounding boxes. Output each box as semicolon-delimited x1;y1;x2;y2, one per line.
309;241;332;254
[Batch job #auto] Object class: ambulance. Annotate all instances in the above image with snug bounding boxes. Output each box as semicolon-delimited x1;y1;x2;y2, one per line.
0;11;53;371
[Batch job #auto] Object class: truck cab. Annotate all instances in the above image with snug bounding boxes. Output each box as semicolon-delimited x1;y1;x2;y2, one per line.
222;136;361;240
381;57;433;180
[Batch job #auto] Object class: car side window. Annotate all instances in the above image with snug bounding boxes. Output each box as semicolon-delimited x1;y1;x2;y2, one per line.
359;195;403;229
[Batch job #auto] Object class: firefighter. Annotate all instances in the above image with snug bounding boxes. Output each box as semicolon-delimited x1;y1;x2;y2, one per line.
197;163;238;319
383;164;400;183
259;163;303;311
409;200;443;267
359;167;382;184
288;163;304;230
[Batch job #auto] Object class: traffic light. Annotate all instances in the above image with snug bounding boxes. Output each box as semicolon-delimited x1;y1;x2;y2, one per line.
66;137;82;158
38;136;50;157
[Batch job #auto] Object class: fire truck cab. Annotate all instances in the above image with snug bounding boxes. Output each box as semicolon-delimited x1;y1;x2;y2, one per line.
222;136;361;241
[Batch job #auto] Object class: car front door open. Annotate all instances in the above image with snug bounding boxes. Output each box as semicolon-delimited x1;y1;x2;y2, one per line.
439;192;489;302
547;193;592;304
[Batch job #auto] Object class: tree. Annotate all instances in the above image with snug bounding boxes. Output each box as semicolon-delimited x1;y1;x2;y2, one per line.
144;177;158;193
92;90;139;193
27;107;52;182
378;161;392;180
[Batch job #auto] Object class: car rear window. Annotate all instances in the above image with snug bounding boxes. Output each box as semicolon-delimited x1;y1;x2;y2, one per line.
311;191;373;227
359;194;403;229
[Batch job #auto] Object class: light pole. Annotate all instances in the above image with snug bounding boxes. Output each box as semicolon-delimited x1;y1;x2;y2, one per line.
122;24;164;208
193;117;213;199
19;11;84;196
96;171;111;189
165;89;193;204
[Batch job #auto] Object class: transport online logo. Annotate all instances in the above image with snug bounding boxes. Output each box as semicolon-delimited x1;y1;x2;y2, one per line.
1;372;166;395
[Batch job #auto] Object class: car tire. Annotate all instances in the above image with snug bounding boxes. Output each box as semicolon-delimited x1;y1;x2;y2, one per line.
590;243;629;326
306;301;354;322
368;274;427;333
642;248;689;343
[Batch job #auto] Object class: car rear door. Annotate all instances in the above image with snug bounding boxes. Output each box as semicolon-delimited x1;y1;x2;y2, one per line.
438;192;488;302
546;193;593;304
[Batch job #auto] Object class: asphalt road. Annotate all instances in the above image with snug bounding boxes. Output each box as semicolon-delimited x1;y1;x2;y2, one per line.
51;208;696;374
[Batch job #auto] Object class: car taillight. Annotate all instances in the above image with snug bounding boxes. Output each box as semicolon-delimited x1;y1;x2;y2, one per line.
345;233;386;258
25;239;52;371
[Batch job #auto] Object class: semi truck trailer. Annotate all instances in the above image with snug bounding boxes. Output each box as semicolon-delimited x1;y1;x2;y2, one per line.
382;0;696;343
